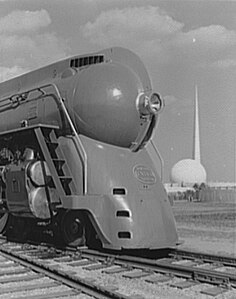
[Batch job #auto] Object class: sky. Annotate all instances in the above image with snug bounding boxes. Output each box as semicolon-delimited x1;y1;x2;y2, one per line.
0;0;235;183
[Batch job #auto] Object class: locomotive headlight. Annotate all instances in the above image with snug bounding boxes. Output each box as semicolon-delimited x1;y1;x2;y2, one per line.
136;92;164;117
149;93;163;114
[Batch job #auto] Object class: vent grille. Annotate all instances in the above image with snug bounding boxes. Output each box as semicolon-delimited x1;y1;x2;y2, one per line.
113;188;126;195
70;55;104;68
116;210;130;217
118;232;131;239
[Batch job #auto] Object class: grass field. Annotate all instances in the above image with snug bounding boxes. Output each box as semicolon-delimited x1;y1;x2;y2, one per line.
172;199;236;257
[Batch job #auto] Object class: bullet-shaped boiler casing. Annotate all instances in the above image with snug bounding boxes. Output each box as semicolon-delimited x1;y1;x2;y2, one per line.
70;62;145;148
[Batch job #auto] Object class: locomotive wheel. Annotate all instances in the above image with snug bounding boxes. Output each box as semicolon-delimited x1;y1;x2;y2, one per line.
0;213;9;234
61;210;86;247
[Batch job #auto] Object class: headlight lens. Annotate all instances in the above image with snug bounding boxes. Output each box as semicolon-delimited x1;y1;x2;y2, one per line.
149;93;163;114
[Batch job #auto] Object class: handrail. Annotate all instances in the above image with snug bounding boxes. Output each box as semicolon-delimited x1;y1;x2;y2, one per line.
51;84;88;195
0;84;88;194
150;139;164;182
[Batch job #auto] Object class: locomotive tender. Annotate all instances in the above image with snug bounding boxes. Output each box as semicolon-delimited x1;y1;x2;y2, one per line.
0;47;178;249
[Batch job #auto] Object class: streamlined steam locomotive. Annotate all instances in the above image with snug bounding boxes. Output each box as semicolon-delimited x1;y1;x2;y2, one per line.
0;47;178;249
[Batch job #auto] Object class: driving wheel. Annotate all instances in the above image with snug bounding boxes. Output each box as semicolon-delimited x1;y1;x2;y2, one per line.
61;210;86;247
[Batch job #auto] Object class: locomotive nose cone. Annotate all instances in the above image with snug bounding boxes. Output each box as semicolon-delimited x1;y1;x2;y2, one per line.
72;63;147;148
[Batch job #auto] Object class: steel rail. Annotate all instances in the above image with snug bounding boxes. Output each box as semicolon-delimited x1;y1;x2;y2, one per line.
80;247;236;267
169;248;236;267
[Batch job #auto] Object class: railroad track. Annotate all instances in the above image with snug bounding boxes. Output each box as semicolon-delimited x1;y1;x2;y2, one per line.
0;240;140;299
0;239;235;298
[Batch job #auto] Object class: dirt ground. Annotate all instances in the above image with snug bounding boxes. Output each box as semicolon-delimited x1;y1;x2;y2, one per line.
172;198;236;258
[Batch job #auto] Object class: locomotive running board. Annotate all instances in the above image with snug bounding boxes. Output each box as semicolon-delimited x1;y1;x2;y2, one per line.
0;123;59;137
